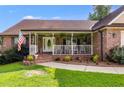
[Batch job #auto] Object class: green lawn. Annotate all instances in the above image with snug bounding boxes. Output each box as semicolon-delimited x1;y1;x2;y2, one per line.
0;62;124;87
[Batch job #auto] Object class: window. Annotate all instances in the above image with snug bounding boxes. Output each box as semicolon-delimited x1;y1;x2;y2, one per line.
0;37;3;45
66;38;71;45
63;37;71;45
13;37;18;45
73;37;77;45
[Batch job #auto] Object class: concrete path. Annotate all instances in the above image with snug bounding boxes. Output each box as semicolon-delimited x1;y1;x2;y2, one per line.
37;62;124;74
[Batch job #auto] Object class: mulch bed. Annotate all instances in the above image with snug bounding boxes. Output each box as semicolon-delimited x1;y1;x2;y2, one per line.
55;61;124;67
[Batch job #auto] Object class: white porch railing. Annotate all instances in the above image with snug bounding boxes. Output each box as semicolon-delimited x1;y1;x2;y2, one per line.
73;45;92;55
53;45;93;55
53;45;72;55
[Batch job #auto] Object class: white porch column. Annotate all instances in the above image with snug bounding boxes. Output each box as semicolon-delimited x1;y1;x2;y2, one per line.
52;33;54;55
71;33;73;55
91;33;93;55
29;32;31;55
35;33;37;54
37;34;38;53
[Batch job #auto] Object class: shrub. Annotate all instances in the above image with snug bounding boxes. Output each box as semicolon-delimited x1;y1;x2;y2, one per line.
106;46;124;63
45;68;56;74
0;47;23;64
6;48;23;62
91;54;99;64
63;56;72;62
0;44;29;65
27;55;35;64
54;57;61;61
75;57;82;62
27;55;34;61
0;55;6;64
18;44;29;57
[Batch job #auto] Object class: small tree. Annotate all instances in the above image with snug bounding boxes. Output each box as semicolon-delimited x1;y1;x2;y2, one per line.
89;5;111;20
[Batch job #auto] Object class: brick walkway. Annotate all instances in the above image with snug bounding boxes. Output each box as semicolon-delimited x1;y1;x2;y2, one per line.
37;62;124;74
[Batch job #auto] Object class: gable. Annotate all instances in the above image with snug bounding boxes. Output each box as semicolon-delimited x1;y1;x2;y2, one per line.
112;12;124;23
92;6;124;30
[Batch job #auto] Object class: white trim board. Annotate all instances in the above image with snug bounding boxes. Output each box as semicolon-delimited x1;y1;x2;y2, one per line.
121;31;124;47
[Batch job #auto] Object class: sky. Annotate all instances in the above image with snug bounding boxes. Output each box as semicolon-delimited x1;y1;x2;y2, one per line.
0;5;120;32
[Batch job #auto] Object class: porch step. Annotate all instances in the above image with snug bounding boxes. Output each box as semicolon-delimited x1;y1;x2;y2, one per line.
36;54;53;63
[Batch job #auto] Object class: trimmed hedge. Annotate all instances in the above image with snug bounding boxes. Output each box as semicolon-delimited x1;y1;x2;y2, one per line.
0;44;29;65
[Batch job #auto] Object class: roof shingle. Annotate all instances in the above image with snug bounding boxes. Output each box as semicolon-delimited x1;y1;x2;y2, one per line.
0;20;97;35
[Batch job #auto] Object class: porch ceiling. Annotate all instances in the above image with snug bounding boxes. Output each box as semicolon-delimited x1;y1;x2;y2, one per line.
21;29;93;33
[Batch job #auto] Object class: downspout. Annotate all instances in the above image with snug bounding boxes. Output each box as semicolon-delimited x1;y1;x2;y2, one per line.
100;31;103;61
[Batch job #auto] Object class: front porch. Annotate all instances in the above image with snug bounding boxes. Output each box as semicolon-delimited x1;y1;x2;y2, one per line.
28;32;93;56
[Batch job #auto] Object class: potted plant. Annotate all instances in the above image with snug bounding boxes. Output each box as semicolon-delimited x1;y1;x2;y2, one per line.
63;55;72;62
91;54;99;65
27;55;34;64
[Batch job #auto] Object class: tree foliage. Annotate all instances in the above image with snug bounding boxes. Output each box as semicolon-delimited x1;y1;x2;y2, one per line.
89;5;111;20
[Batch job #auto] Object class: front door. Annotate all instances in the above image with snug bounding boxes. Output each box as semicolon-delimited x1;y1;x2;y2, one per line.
43;37;53;52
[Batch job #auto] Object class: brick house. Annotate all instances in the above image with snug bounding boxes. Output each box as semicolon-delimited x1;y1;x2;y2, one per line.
0;6;124;61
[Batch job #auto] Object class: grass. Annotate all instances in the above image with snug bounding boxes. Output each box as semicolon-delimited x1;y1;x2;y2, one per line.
0;62;124;87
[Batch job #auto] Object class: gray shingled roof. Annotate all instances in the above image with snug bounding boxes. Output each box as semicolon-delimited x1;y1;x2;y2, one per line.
0;20;97;35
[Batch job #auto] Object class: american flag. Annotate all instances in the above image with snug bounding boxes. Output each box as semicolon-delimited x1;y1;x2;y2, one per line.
18;31;25;51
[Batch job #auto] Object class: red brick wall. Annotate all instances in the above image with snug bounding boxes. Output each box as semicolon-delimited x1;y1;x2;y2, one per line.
103;29;121;60
1;36;12;52
93;28;122;60
102;30;107;60
0;35;29;52
53;55;91;61
106;29;121;51
93;31;101;59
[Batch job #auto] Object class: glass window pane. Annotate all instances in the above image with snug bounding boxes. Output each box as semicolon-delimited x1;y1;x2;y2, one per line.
14;37;18;45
